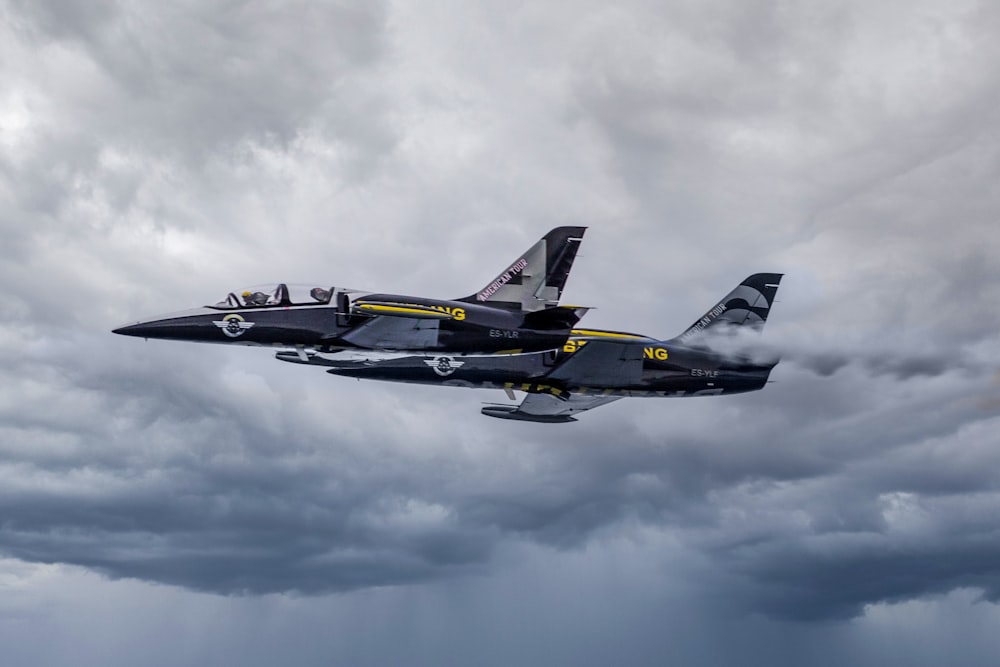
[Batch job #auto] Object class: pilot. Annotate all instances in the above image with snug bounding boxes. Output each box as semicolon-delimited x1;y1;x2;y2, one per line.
242;290;268;306
310;287;331;303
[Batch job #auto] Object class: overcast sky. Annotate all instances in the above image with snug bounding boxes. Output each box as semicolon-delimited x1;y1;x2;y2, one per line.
3;0;1000;664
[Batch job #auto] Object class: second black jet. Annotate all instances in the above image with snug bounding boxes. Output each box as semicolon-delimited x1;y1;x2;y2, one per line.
278;273;784;422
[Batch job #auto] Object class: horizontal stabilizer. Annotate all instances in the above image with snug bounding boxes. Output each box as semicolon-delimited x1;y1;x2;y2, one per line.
521;306;589;331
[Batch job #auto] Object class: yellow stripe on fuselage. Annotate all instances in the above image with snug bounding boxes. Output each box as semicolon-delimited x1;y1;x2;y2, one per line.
570;328;652;341
355;304;451;318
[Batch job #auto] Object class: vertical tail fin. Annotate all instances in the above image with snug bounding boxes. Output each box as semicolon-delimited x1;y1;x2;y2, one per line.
458;227;586;311
672;273;783;345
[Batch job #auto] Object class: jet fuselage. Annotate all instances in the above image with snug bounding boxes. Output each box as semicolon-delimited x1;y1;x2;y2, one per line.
113;290;579;354
278;337;775;399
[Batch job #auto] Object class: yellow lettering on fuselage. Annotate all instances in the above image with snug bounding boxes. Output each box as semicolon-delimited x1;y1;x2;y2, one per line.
426;305;466;320
563;339;590;353
643;347;669;361
563;340;667;361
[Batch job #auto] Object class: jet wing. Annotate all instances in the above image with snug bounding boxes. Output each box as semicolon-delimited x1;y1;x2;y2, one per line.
337;316;440;349
481;393;622;423
546;340;646;386
480;340;644;421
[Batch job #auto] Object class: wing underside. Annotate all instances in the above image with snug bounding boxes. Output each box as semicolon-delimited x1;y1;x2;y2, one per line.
480;340;644;422
481;393;622;422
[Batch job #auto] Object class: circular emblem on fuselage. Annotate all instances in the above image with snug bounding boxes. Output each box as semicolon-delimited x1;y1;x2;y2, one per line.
423;355;465;377
213;313;255;338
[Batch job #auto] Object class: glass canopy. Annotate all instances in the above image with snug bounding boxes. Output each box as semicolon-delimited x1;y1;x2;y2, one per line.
212;284;334;309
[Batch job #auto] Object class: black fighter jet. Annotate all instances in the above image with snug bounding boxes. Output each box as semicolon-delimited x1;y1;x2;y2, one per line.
276;273;784;422
114;227;588;355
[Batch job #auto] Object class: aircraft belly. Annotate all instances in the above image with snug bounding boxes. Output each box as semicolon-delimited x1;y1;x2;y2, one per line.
626;371;769;396
324;351;545;389
562;369;770;398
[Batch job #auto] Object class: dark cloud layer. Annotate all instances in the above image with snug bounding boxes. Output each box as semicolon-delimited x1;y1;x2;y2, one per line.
3;333;999;626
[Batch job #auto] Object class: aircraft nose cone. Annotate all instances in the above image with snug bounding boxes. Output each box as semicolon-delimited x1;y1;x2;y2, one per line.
111;320;184;338
112;307;257;343
112;307;217;340
112;322;155;337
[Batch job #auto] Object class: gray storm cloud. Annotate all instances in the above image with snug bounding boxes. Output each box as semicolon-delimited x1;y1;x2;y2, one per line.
3;0;1000;664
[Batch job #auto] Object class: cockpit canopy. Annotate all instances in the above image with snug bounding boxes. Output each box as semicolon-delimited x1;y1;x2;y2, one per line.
212;284;334;309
